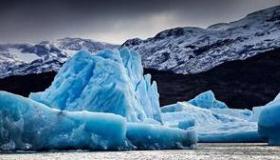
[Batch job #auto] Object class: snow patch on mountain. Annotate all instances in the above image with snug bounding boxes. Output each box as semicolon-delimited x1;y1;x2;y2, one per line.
122;6;280;74
0;38;118;78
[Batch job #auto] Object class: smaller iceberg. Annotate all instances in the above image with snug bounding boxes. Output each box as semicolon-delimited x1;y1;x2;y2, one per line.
162;91;264;143
258;92;280;145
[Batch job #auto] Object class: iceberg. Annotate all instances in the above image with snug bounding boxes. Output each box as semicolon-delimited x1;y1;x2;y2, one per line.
188;90;228;109
187;90;252;121
0;91;128;151
0;91;197;151
0;48;197;151
30;48;162;123
162;98;264;143
258;92;280;145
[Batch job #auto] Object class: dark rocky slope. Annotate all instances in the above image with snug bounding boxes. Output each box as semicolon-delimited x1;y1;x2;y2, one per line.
0;71;56;97
146;48;280;109
0;48;280;109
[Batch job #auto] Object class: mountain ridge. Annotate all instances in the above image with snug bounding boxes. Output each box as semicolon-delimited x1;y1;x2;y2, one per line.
123;5;280;74
0;6;280;78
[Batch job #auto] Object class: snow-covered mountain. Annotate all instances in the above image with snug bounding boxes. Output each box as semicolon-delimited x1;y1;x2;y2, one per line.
123;6;280;74
0;6;280;78
0;38;118;78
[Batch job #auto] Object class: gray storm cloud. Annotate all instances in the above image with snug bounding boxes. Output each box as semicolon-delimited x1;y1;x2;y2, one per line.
0;0;279;44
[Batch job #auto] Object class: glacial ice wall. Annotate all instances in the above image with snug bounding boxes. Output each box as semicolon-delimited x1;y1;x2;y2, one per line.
29;48;162;123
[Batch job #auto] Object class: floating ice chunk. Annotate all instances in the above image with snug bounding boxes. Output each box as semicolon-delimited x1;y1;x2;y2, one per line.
188;90;228;109
188;90;252;120
162;102;263;142
258;92;280;145
30;48;162;123
162;102;221;126
0;91;128;151
126;123;197;149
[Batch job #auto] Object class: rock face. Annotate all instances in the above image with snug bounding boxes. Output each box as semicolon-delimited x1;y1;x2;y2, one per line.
30;48;162;123
123;6;280;74
146;48;280;109
0;38;118;78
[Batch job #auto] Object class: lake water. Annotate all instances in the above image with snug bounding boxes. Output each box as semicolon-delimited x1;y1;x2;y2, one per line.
1;143;279;160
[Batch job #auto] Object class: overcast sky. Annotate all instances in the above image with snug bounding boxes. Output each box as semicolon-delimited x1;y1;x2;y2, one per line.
0;0;279;44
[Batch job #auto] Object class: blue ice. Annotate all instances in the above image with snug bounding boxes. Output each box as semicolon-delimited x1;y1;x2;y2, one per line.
30;48;162;123
127;123;197;149
258;92;280;145
0;91;197;151
0;48;196;151
162;97;264;143
188;90;228;109
0;91;128;151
